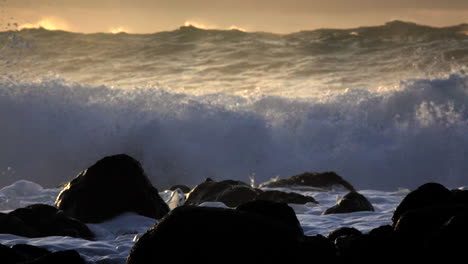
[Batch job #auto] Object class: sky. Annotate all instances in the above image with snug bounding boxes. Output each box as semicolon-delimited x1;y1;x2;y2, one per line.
1;0;467;33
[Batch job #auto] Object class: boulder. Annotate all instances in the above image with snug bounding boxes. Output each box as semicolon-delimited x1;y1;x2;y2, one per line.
323;191;374;215
425;212;468;261
184;179;261;207
127;205;304;264
259;172;355;191
236;200;303;237
56;154;169;223
393;204;468;239
0;204;93;239
392;182;451;226
255;190;318;204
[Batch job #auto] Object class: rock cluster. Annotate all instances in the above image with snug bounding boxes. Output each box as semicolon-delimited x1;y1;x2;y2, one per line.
185;178;318;207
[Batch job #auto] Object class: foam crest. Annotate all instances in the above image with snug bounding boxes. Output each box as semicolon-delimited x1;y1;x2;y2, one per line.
0;74;466;190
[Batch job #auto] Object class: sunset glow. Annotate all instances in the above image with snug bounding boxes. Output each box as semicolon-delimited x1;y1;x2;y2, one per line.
18;17;70;31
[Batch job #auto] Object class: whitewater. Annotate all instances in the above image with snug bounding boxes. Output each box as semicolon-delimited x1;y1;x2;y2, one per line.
0;20;467;263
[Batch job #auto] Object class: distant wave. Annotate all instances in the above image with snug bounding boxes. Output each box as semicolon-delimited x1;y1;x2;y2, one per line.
0;73;466;190
1;21;467;97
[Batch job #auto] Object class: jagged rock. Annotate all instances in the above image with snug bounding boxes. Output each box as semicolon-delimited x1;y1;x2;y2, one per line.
127;205;303;264
56;154;169;223
259;172;355;191
323;191;374;215
0;204;93;239
255;190;318;204
184;179;261;207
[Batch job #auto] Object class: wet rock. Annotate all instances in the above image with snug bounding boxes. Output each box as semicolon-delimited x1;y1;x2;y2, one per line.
394;204;468;239
323;191;374;215
0;204;93;239
236;200;303;238
259;172;355;191
185;179;261;207
127;205;303;264
56;154;169;223
255;190;318;204
392;182;451;226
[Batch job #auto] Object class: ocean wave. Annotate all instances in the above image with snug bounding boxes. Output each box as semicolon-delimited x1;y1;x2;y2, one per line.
0;73;466;190
1;21;466;96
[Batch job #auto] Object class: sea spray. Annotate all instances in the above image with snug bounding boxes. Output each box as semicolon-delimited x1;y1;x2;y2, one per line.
0;73;466;190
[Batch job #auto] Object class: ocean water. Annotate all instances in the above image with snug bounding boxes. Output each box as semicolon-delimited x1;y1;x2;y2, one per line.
0;21;467;191
0;21;467;264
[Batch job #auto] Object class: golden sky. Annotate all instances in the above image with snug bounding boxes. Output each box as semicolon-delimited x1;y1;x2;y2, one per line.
1;0;467;33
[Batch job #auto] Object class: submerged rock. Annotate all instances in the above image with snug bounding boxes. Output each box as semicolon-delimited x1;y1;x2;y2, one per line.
127;204;304;264
323;191;374;215
0;204;93;239
55;154;169;223
259;172;355;191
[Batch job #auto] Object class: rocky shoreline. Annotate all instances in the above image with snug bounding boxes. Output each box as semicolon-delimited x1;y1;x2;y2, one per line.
1;154;466;263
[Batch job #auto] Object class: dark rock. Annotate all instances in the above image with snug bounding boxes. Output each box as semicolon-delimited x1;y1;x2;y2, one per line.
334;233;369;262
426;212;468;261
56;154;169;223
168;184;191;193
127;205;303;264
0;204;93;239
449;189;468;205
0;243;22;264
0;244;84;264
255;190;318;204
323;191;374;215
394;204;468;239
327;227;362;243
259;172;355;191
22;250;85;264
298;235;337;262
236;200;303;238
184;179;261;207
12;244;51;261
392;182;451;226
0;213;42;238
